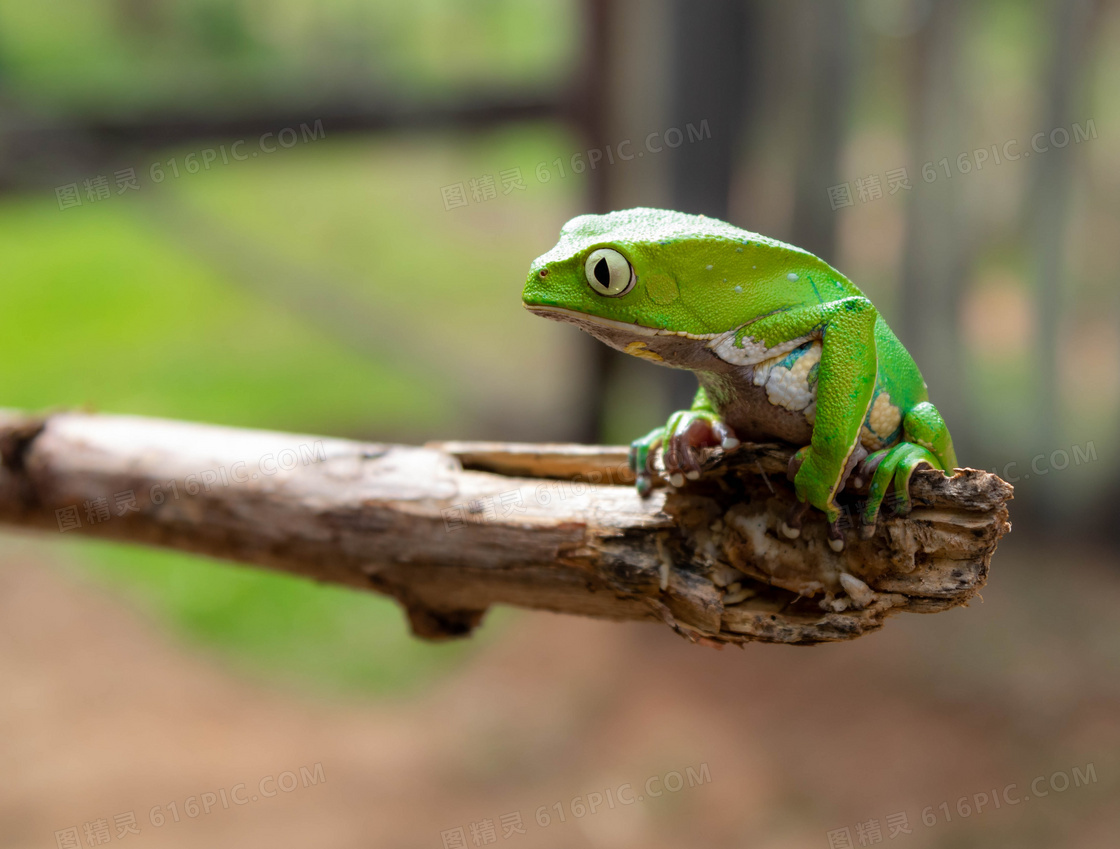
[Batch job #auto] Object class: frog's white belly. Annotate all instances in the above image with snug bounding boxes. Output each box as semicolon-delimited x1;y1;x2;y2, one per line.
748;341;903;450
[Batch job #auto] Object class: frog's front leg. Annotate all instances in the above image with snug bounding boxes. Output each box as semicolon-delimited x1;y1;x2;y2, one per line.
629;385;739;495
736;297;879;524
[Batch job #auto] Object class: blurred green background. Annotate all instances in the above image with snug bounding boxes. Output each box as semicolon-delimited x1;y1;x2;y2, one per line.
1;0;1116;695
0;119;593;695
1;0;592;697
0;2;1117;846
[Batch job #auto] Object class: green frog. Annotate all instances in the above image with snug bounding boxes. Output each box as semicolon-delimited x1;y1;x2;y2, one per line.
523;208;957;547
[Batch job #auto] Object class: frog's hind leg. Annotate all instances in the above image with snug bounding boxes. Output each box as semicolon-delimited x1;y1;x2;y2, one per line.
857;401;957;533
903;400;957;471
780;442;868;542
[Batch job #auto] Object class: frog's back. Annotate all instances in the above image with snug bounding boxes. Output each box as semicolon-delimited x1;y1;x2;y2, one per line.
560;208;814;256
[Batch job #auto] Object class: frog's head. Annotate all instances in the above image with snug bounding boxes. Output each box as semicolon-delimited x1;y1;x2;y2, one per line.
523;208;787;367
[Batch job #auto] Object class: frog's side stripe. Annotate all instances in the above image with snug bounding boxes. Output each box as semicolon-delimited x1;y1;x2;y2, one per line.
807;274;823;304
530;305;827;365
708;328;815;366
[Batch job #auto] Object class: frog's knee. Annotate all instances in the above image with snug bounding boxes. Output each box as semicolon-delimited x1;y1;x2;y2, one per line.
903;403;939;444
840;296;875;316
903;402;956;470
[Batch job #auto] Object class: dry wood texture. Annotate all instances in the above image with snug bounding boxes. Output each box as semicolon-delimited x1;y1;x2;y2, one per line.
0;410;1012;645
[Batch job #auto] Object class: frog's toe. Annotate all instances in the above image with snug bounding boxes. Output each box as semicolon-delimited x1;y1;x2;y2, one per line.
786;445;810;483
838;444;869;495
780;499;812;539
629;425;665;498
860;442;940;529
848;450;886;493
663;434;700;486
660;411;736;488
779;493;847;549
711;419;739;451
667;427;703;481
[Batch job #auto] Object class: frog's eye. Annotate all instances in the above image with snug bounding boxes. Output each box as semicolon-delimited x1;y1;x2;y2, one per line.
584;248;635;297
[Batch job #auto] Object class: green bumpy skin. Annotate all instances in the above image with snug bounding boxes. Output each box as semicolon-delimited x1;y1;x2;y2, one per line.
522;208;957;532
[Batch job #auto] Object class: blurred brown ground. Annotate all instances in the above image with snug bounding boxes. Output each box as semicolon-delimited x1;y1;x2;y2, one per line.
2;535;1118;849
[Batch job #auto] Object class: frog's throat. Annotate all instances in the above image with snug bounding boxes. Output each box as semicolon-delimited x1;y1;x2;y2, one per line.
526;305;820;372
523;304;715;340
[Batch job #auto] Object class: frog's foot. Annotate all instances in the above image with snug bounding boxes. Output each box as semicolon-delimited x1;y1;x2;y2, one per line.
782;444;868;549
787;444;868;496
779;498;812;540
855;442;941;537
629;411;738;495
661;409;739;488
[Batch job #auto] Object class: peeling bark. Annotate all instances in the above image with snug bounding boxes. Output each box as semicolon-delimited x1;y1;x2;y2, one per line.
0;411;1011;645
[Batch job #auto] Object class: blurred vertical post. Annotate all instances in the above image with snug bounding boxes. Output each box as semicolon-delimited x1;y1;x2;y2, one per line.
568;1;613;445
787;0;855;264
897;0;970;456
567;0;616;443
665;0;749;219
662;0;751;410
571;0;680;440
1026;0;1096;527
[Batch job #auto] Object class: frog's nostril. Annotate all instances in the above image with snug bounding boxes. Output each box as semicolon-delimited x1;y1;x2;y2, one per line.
539;268;549;277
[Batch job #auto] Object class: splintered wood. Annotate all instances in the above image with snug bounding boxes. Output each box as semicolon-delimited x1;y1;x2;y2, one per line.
0;412;1011;646
438;439;1011;644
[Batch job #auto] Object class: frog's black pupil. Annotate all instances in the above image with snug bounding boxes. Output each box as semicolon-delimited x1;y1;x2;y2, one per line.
594;257;611;287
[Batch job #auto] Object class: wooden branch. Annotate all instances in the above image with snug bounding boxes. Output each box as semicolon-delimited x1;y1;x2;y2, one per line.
0;410;1012;646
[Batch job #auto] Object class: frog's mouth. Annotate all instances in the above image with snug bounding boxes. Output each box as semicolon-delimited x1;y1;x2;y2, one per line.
524;304;719;367
524;304;660;336
524;304;713;339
